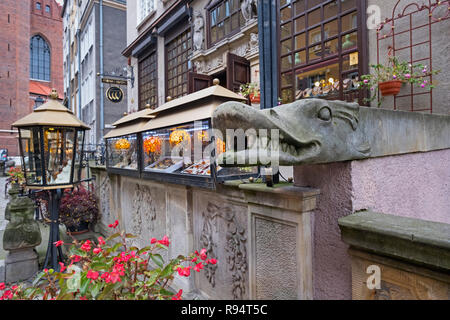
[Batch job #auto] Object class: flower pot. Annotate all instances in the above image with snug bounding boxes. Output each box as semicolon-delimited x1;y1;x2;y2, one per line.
249;92;260;103
378;80;403;96
66;220;90;235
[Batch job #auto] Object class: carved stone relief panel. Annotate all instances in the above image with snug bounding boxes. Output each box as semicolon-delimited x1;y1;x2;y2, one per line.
254;216;298;300
120;180;166;249
351;253;450;300
99;174;111;223
193;191;249;300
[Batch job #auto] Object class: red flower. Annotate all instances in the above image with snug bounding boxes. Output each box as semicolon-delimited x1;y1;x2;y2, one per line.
59;262;66;272
193;262;204;272
158;235;170;247
87;270;99;281
177;266;191;277
172;289;183;300
81;240;92;252
80;296;88;300
93;247;102;255
2;290;13;300
97;236;106;246
191;257;198;263
0;283;5;290
71;255;82;263
199;248;207;260
53;240;64;247
150;238;157;244
207;258;217;265
108;220;119;228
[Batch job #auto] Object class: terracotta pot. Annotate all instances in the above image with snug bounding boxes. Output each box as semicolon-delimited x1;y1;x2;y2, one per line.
378;80;403;96
66;220;90;235
249;92;260;103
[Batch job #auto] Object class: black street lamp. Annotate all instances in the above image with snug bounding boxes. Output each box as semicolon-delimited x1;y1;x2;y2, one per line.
12;89;90;270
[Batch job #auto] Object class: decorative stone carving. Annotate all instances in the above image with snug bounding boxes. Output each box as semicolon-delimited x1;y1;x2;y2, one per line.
241;0;257;23
131;184;157;235
3;192;42;282
248;32;259;52
5;183;20;221
100;174;111;221
192;11;205;51
213;99;371;166
200;202;248;300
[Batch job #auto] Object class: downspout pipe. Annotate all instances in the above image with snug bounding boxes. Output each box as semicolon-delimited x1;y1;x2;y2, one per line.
99;0;104;141
77;28;82;118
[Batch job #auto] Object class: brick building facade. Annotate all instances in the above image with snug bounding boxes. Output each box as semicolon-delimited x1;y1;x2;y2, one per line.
0;0;63;156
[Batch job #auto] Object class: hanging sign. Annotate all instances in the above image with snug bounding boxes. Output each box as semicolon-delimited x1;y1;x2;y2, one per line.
102;78;128;85
106;86;124;103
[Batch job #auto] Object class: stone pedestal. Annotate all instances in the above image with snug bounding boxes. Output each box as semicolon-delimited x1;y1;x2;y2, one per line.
339;210;450;300
3;193;41;283
5;248;39;283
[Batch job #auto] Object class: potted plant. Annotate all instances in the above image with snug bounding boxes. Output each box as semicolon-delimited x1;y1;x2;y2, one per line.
6;166;25;194
239;82;260;104
359;56;440;105
58;187;99;235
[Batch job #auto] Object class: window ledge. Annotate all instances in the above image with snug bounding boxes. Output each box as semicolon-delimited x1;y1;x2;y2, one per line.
137;10;156;31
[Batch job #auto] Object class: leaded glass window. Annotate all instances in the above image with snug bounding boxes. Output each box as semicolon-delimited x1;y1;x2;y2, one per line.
30;35;51;81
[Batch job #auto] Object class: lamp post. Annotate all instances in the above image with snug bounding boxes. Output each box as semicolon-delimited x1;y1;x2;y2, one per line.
12;89;90;270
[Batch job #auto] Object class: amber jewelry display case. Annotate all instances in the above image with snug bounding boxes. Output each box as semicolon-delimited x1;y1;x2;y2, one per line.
105;80;259;189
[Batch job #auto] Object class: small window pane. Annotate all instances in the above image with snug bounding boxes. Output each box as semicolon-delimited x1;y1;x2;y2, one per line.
341;32;358;51
295;33;306;50
307;0;322;10
36;2;41;10
295;0;305;15
324;20;338;39
281;55;293;71
281;39;292;55
324;1;339;20
280;5;292;23
280;22;292;39
294;50;306;65
342;12;358;32
309;26;322;45
308;8;321;27
295;15;305;33
341;0;357;12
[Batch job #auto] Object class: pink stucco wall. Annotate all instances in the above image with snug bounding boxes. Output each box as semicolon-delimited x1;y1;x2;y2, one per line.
294;148;450;300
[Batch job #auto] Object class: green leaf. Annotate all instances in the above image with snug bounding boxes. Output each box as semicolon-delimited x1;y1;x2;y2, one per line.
138;246;152;255
89;262;110;271
150;253;164;268
97;283;115;300
67;271;81;293
32;271;46;286
106;232;121;242
79;275;91;296
91;282;104;299
125;233;137;239
112;242;123;252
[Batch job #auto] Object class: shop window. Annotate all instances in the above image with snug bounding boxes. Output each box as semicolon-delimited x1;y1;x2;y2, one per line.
165;27;192;100
138;50;158;110
279;0;365;104
207;0;246;46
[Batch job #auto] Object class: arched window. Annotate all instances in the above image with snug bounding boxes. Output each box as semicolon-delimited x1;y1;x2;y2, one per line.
30;35;51;81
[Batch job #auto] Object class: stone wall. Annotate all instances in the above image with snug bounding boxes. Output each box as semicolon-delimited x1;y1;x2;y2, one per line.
90;166;318;300
367;0;450;115
294;147;450;299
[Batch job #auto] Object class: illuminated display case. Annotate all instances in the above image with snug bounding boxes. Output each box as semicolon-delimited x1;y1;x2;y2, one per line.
104;108;154;177
105;82;258;189
141;119;257;188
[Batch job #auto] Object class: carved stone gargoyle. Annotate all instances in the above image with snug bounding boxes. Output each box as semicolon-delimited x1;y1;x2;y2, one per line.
212;98;450;167
212;99;371;166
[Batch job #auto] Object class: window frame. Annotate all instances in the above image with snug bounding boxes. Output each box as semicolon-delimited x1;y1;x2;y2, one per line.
138;48;158;110
30;35;51;82
138;0;156;25
164;24;193;101
206;0;246;48
277;0;368;105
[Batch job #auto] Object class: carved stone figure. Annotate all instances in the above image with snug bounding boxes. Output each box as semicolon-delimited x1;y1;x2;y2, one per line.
212;99;371;166
3;191;42;282
241;0;257;22
249;32;259;51
192;11;204;51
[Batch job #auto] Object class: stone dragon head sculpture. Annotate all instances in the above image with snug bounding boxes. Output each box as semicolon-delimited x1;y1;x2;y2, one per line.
212;99;371;166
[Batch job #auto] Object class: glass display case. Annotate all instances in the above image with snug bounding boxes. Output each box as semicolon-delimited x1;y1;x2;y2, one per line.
106;134;139;175
141;119;258;188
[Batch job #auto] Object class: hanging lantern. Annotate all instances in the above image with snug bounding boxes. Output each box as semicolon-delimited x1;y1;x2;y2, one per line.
143;136;162;154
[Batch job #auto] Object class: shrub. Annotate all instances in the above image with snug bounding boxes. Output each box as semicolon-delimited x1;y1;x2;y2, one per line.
0;221;215;300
